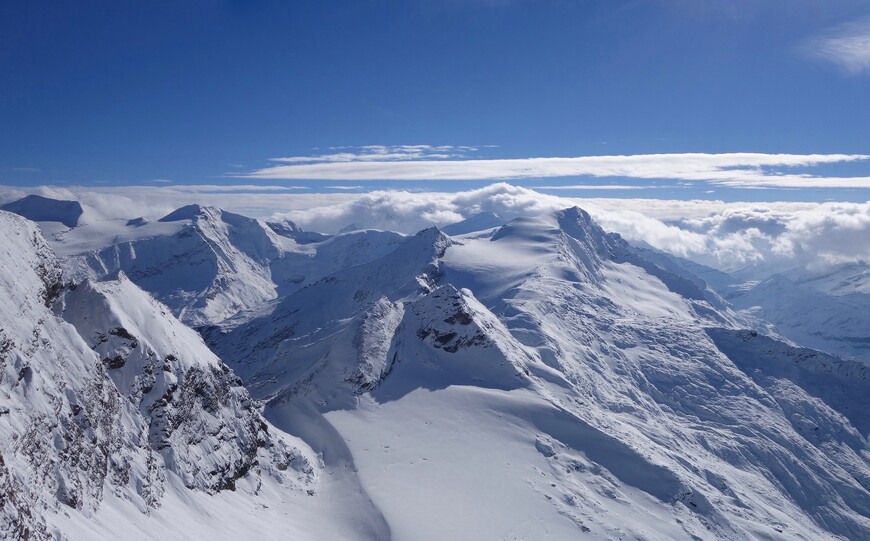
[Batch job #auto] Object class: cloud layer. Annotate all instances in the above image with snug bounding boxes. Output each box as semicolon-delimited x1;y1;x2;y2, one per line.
271;183;870;274
240;152;870;188
3;183;869;275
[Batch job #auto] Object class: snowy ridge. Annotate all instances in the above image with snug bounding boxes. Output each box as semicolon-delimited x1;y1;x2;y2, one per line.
441;211;504;237
73;204;282;326
207;206;870;540
708;328;869;436
207;226;454;403
59;275;304;493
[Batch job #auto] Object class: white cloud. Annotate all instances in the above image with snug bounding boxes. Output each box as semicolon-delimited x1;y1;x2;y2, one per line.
802;16;870;74
271;184;870;273
536;185;647;190
238;152;870;188
271;144;484;164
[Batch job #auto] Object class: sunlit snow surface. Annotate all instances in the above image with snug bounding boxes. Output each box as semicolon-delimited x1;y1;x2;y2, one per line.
2;199;869;540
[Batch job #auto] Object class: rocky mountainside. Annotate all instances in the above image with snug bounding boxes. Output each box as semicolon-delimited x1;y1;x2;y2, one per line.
0;211;318;540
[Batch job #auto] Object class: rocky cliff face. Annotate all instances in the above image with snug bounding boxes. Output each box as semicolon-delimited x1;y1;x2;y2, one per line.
0;211;313;540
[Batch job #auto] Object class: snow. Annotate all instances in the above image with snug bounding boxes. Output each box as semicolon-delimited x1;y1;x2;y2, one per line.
726;270;870;362
1;194;84;228
0;211;319;540
13;198;407;328
209;205;870;540
441;211;504;236
4;195;870;540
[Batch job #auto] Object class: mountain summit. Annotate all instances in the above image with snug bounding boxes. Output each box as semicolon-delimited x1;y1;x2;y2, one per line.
1;194;84;228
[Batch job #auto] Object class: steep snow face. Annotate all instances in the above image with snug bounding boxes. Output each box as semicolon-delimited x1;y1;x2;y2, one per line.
208;206;870;540
708;329;869;436
207;227;455;403
58;276;302;493
267;219;331;244
784;261;870;296
0;211;315;540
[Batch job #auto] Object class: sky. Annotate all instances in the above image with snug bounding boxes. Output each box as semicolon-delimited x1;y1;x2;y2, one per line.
2;0;870;203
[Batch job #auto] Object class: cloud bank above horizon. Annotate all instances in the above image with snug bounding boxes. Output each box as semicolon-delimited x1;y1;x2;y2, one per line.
238;149;870;189
3;182;869;276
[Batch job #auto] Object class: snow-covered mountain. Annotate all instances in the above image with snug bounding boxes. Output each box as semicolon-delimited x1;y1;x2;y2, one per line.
441;210;504;236
0;210;357;540
3;196;405;327
4;195;870;540
206;206;870;540
1;194;84;228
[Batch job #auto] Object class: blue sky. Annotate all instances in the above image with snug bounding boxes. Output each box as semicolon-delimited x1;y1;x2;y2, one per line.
2;0;869;201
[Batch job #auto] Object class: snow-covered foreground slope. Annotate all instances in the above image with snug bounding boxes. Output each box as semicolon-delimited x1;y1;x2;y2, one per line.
209;207;870;540
0;210;393;541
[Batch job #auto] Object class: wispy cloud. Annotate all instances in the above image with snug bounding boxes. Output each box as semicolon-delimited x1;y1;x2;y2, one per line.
164;184;308;193
238;151;870;188
535;185;647;190
801;16;870;74
271;144;486;164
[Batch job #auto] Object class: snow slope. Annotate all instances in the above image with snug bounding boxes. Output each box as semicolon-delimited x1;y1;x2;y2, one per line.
441;210;504;237
209;206;870;540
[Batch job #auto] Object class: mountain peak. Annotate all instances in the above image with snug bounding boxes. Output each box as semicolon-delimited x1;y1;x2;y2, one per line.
1;194;84;227
408;226;452;257
267;219;303;235
158;203;220;222
555;205;619;256
555;206;597;232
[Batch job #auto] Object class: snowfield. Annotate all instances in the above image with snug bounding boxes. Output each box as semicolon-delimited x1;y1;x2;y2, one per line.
1;195;868;540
